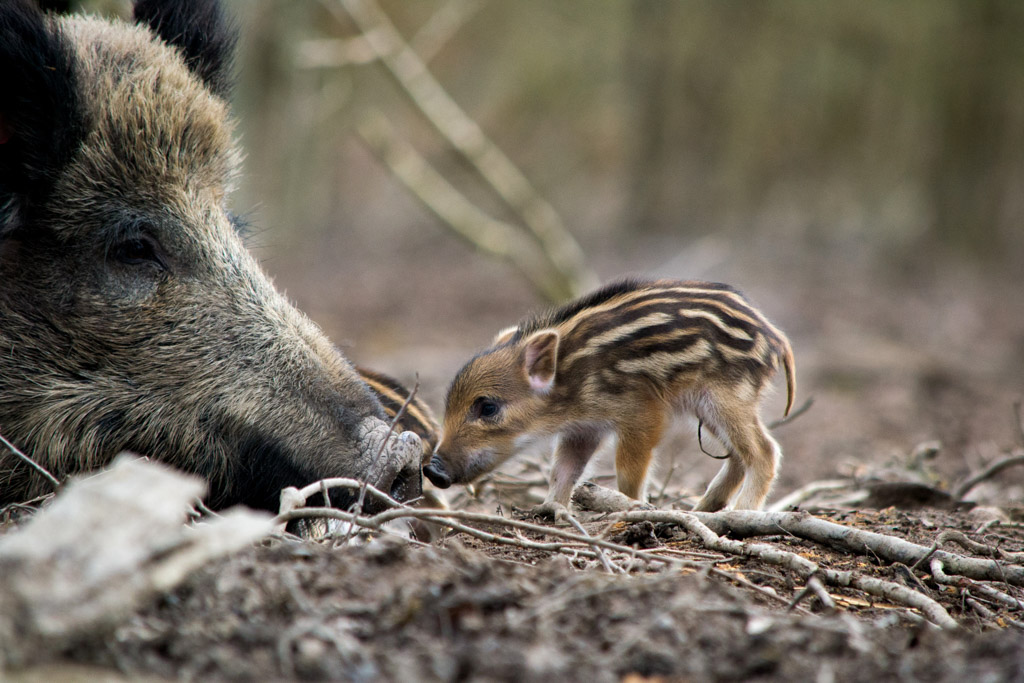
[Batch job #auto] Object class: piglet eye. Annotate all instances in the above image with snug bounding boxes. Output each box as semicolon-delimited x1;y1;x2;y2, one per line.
472;397;501;420
112;236;163;268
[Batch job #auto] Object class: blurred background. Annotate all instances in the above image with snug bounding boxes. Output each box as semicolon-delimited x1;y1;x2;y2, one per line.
69;0;1024;504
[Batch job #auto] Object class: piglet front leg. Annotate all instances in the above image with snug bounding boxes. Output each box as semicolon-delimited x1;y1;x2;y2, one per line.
531;429;602;521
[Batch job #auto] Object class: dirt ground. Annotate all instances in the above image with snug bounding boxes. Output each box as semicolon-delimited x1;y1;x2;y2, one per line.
3;240;1023;682
5;504;1024;682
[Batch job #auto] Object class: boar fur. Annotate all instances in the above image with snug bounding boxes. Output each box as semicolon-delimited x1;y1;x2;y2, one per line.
0;0;421;511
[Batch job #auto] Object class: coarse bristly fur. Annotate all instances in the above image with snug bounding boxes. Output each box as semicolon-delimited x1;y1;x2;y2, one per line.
0;0;419;511
425;278;796;512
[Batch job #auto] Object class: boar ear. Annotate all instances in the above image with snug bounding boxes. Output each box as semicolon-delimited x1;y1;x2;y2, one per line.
0;0;83;235
133;0;237;99
523;330;559;394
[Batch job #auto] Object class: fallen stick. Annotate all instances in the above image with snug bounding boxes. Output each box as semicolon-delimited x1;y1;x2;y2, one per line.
788;575;836;614
618;509;1024;587
657;511;958;628
572;481;655;513
564;513;618;574
929;557;1024;612
275;505;719;573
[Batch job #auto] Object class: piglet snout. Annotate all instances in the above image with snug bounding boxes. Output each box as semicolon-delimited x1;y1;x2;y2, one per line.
423;456;452;489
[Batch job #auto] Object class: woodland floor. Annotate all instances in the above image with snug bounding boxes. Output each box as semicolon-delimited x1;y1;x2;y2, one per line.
4;499;1024;682
3;243;1024;682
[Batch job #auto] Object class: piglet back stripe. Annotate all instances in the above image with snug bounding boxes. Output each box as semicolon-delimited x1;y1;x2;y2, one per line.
356;367;438;437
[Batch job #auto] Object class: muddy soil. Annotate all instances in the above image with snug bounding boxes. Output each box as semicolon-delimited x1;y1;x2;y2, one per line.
14;510;1011;683
4;235;1023;682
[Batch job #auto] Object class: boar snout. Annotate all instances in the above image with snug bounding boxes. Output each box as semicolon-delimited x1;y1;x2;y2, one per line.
423;456;452;489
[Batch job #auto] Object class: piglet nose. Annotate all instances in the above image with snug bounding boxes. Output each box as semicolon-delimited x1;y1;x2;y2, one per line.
423;456;452;489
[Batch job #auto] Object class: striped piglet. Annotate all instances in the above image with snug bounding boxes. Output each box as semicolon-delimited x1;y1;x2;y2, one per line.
423;278;795;514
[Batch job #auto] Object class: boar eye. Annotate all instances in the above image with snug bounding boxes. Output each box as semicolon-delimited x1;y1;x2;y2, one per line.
472;397;501;421
111;236;165;269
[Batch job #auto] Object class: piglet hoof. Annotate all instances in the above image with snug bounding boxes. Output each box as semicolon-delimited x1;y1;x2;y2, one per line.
530;501;571;523
355;417;424;506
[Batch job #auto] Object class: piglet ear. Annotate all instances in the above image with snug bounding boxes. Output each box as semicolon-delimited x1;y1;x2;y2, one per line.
133;0;237;99
523;330;559;394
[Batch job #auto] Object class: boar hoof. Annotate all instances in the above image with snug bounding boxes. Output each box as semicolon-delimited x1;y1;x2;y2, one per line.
355;418;424;504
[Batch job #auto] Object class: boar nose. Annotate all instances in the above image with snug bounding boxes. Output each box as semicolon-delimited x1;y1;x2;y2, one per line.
423;455;451;488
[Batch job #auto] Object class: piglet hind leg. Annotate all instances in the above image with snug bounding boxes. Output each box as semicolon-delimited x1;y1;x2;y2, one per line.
531;429;603;520
691;388;774;511
730;419;781;510
693;455;744;511
698;391;780;511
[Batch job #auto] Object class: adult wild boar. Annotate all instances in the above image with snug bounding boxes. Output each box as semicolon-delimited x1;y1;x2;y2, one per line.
0;0;421;511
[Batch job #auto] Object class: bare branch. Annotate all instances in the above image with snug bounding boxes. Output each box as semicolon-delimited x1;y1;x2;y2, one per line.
357;114;567;302
930;557;1024;612
275;505;721;573
953;452;1024;501
572;481;654;514
565;512;618;574
338;0;597;301
409;0;480;63
932;529;1024;563
788;575;836;614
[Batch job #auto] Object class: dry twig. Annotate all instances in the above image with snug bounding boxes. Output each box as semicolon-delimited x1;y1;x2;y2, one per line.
788;575;836;614
653;510;1024;587
564;513;618;574
928;557;1024;612
0;431;61;494
275;505;722;574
